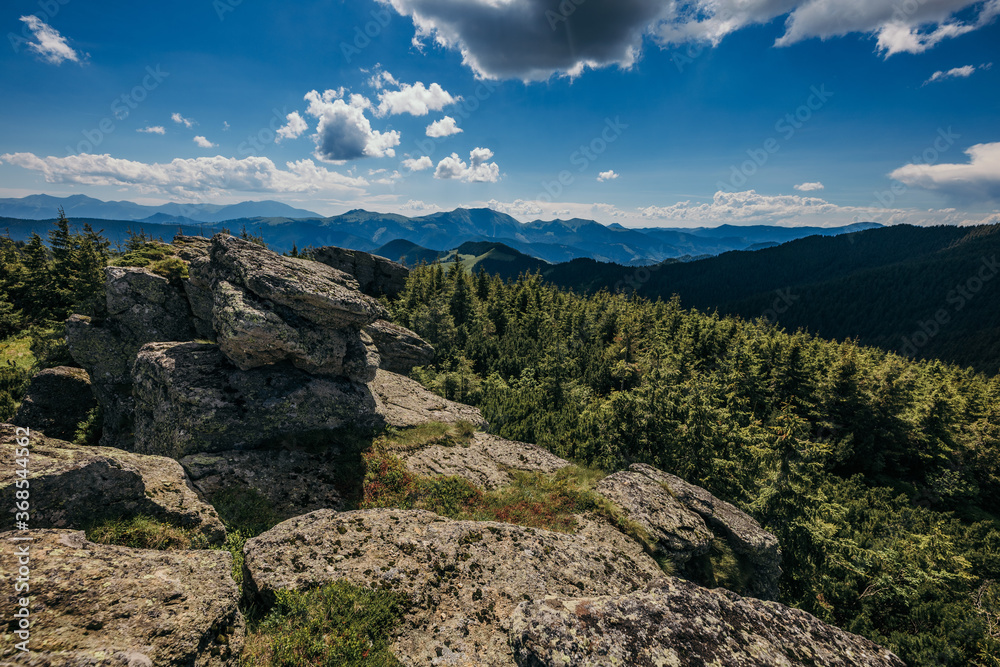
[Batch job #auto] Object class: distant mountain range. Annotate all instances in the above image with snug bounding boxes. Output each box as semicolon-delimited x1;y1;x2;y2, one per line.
0;195;882;265
0;194;322;224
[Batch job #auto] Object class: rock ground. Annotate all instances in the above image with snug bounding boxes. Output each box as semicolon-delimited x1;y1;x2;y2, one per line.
0;530;242;666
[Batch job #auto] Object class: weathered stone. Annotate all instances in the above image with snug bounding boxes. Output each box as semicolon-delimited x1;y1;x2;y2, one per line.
65;267;197;448
180;445;351;521
12;367;97;442
243;509;663;666
311;245;409;298
631;464;782;600
401;432;570;490
210;235;385;328
172;234;212;263
0;424;225;543
364;319;435;375
510;578;905;667
0;530;242;666
595;467;714;566
131;341;380;459
370;369;488;429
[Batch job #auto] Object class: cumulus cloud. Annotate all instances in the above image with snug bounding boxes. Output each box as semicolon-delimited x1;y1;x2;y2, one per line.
18;15;80;65
402;155;434;172
889;142;1000;203
379;0;1000;80
276;111;309;142
597;170;619;182
487;199;544;217
137;126;166;135
426;116;463;138
0;152;369;198
193;136;217;148
403;199;440;211
171;113;195;128
304;89;400;162
794;181;824;191
376;80;460;117
434;147;501;183
924;62;992;84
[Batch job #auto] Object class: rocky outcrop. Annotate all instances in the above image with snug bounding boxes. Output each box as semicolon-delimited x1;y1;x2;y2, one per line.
364;319;435;374
181;446;352;520
595;467;714;568
310;245;409;298
370;369;487;429
0;425;225;543
0;530;242;666
243;508;663;666
12;366;96;441
639;463;782;600
131;341;380;459
65;266;197;447
401;431;569;490
510;578;905;667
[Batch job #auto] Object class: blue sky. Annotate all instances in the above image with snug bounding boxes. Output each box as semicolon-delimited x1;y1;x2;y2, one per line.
1;0;999;227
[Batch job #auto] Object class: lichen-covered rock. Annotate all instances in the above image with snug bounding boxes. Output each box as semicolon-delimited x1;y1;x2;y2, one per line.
65;266;196;448
401;432;570;490
172;234;212;262
131;341;381;459
364;319;435;375
180;446;351;520
244;509;663;666
636;463;783;600
370;369;488;429
509;578;905;667
0;530;242;666
0;424;225;543
311;245;409;298
12;367;97;442
595;467;714;566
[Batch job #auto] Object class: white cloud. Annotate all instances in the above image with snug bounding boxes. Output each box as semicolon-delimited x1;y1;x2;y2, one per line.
434;147;501;183
794;181;824;191
924;62;992;84
304;89;400;162
0;152;369;198
889;142;1000;203
402;156;434;172
403;199;439;211
597;170;619;182
487;199;543;217
276;111;308;142
171;113;195;128
193;136;217;148
426;116;463;138
18;15;80;65
222;121;231;131
376;79;460;117
379;0;1000;80
137;126;166;135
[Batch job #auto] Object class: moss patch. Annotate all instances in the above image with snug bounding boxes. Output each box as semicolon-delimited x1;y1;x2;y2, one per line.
85;515;210;550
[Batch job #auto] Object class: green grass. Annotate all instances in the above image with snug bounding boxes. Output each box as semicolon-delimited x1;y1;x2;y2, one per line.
111;242;189;279
372;420;476;453
85;515;211;550
0;333;36;370
242;582;407;667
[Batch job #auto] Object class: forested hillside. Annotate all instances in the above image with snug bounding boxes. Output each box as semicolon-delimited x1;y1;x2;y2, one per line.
542;224;1000;373
392;263;1000;667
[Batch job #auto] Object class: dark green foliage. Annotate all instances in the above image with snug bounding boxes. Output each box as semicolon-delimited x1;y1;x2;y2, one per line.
210;487;283;538
392;263;1000;666
85;515;210;550
243;582;407;667
0;362;28;421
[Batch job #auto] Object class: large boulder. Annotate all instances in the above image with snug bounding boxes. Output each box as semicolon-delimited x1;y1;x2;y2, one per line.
370;369;488;429
638;463;782;600
0;424;225;543
65;266;196;447
364;319;435;375
243;508;663;666
310;245;409;298
12;366;97;441
400;431;570;490
510;579;905;667
0;530;242;666
595;467;714;568
131;341;380;459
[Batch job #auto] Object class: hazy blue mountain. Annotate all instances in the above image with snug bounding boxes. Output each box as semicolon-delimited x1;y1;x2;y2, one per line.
0;194;321;223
